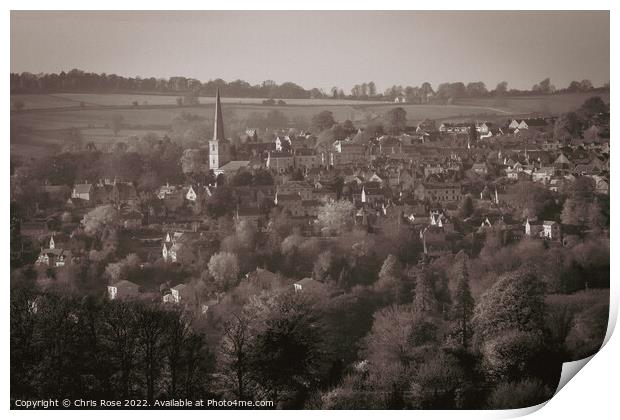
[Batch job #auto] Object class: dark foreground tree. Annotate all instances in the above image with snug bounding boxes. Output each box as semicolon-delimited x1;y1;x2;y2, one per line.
487;379;552;409
247;291;326;406
450;254;474;347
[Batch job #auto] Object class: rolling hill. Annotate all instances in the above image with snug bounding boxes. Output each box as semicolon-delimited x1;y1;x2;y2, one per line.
10;91;609;158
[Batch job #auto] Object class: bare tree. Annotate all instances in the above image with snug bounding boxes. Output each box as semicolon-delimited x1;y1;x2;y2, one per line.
221;312;252;399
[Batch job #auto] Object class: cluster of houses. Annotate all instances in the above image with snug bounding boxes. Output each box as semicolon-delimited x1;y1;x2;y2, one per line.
20;90;609;317
71;178;137;206
436;117;551;137
35;236;76;267
407;208;568;260
104;265;326;319
228;116;607;174
105;278;218;316
501;150;609;194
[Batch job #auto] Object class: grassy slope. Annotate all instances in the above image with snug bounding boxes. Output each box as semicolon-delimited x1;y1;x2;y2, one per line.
11;93;390;109
10;91;609;157
454;92;610;116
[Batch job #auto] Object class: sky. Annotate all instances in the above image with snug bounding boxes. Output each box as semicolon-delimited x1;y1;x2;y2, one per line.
10;10;610;93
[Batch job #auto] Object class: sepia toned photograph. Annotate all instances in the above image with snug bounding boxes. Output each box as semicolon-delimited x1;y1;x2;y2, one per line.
9;8;611;411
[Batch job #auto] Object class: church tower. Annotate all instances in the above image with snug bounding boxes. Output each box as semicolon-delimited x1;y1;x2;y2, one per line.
208;88;231;170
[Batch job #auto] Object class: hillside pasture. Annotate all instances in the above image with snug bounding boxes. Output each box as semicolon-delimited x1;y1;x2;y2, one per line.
363;103;510;124
11;91;608;116
54;93;389;106
12;93;390;110
10;91;609;158
81;128;170;148
10;104;364;129
11;131;63;159
453;92;609;116
11;94;84;110
10;102;509;135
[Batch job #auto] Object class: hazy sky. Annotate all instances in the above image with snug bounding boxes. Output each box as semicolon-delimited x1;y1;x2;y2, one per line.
11;10;610;92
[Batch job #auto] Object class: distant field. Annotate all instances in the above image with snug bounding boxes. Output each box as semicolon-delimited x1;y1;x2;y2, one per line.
365;103;510;122
12;91;608;114
9;101;512;129
81;127;169;146
11;94;82;109
11;93;390;109
9;104;359;129
453;92;609;116
10;91;609;158
11;125;169;158
10;142;54;160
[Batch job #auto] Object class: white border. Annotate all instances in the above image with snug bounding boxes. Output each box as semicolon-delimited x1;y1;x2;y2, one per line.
3;2;616;419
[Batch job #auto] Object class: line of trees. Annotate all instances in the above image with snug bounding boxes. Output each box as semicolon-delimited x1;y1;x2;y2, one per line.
11;69;609;101
381;78;609;103
10;70;318;99
553;96;610;141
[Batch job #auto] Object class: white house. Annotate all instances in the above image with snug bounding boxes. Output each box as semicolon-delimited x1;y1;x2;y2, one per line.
524;218;543;237
542;221;561;241
162;242;181;262
170;284;187;303
476;122;490;135
472;163;488;175
591;176;609;195
35;236;72;267
517;120;529;130
158;183;178;199
394;95;407;103
72;183;93;201
186;185;197;201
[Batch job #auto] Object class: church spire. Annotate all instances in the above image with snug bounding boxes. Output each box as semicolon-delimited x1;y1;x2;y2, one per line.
213;88;225;141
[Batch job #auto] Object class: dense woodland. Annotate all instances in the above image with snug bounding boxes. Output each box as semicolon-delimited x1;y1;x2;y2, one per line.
10;238;609;408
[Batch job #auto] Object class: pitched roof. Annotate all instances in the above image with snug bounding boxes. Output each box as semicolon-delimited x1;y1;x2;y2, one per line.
73;184;92;194
217;160;250;172
171;283;188;293
554;153;571;164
